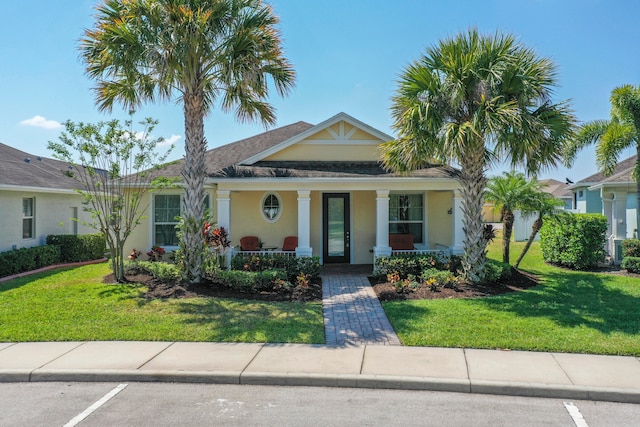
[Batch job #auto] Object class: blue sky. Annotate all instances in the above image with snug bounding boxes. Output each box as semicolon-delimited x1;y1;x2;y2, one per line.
1;0;639;181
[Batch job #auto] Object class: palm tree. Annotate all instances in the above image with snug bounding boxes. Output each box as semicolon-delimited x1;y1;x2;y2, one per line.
380;29;575;283
514;190;564;269
485;171;538;264
565;84;640;230
81;0;295;283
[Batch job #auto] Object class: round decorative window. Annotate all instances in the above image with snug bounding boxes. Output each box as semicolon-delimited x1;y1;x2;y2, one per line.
262;193;281;222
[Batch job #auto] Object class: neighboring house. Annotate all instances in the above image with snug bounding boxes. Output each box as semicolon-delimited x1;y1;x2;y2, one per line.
0;143;92;252
568;155;638;263
512;178;573;242
127;112;464;265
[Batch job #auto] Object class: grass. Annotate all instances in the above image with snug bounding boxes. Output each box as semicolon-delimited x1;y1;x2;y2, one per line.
382;239;640;356
0;263;324;343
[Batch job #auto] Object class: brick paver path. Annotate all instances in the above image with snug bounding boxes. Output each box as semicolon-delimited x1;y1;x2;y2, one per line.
321;265;401;346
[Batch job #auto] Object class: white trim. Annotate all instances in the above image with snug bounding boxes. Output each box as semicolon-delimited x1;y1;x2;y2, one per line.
298;139;381;145
0;184;79;195
239;112;394;165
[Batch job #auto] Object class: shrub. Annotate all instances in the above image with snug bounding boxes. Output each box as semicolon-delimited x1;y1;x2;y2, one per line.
0;245;61;278
373;252;452;279
622;256;640;273
213;269;288;293
230;254;321;280
125;260;181;282
419;268;458;289
46;234;106;262
539;213;607;270
484;259;512;283
622;239;640;258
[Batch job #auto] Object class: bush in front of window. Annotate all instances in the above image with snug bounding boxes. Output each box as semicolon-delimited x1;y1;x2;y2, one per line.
0;245;61;278
229;253;321;282
46;233;106;262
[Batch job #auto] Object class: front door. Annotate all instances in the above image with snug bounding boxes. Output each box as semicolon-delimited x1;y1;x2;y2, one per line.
323;193;350;263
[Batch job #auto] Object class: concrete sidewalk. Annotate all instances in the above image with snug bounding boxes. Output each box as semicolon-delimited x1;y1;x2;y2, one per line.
1;341;639;403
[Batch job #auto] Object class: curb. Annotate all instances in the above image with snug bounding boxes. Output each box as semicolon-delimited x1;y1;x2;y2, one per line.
4;369;638;404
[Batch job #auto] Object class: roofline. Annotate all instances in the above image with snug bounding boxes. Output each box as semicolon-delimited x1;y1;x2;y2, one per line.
587;181;636;191
239;112;394;165
0;184;80;195
208;176;459;184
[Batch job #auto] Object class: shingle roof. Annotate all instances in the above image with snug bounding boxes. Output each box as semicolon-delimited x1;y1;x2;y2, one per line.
574;155;637;186
539;178;572;199
0;143;78;190
212;161;460;179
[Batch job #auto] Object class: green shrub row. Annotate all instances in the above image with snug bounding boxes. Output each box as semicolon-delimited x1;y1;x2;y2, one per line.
622;239;640;258
213;269;289;293
621;256;640;273
230;254;321;280
539;213;607;270
373;253;460;279
46;234;106;262
125;260;181;282
0;245;61;278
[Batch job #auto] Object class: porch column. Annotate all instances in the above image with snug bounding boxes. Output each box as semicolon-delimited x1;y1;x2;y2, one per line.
613;191;627;240
602;192;614;257
296;190;313;257
216;190;231;235
373;190;392;258
452;190;464;254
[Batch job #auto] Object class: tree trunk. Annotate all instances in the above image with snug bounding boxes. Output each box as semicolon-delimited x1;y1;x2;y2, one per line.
181;91;207;283
514;216;542;268
459;142;488;283
502;210;514;264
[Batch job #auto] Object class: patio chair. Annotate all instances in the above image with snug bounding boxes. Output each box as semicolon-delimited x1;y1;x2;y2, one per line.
282;236;298;252
389;233;415;251
240;236;261;251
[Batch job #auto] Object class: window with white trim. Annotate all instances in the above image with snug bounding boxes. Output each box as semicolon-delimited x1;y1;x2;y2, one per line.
389;194;424;244
262;193;281;222
22;197;35;239
153;194;211;247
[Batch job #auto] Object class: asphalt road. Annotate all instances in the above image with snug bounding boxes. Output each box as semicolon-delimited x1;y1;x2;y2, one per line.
1;382;639;426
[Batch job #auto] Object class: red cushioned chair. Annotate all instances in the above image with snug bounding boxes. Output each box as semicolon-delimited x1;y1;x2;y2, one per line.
240;236;260;251
282;236;298;252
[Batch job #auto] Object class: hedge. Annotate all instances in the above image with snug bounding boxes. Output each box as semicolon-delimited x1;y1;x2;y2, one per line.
0;245;61;278
622;239;640;258
621;256;640;273
46;234;106;263
539;213;607;270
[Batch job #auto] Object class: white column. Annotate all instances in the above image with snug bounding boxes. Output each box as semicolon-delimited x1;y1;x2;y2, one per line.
452;190;464;254
216;189;231;234
296;190;313;257
602;192;614;258
373;190;392;258
613;191;627;240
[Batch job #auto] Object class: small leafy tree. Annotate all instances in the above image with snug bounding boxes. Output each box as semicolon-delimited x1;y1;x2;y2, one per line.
48;117;174;282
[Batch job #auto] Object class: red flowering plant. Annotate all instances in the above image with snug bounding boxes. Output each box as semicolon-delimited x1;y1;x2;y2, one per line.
146;245;165;262
203;223;231;255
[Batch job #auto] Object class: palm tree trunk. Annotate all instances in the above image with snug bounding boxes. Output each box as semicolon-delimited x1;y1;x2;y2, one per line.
181;91;207;283
502;210;514;264
459;142;487;283
514;216;542;268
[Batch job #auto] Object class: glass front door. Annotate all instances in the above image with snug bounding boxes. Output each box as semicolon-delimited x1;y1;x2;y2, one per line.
323;193;350;263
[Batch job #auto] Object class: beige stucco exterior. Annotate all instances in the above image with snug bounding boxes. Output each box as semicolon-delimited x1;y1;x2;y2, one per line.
0;189;93;252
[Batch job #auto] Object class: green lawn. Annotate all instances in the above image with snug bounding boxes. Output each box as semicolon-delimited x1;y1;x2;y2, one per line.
0;263;324;343
382;240;640;356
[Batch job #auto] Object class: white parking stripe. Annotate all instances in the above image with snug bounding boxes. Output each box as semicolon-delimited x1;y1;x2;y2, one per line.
563;401;589;427
64;384;128;427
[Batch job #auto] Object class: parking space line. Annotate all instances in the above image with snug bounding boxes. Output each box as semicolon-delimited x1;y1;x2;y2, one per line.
563;401;589;427
64;384;128;427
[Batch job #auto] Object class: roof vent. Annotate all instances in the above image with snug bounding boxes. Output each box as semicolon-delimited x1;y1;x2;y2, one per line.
24;158;31;163
37;156;42;161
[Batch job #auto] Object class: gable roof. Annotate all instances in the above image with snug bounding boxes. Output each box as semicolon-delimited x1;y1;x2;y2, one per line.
570;155;637;189
0;143;79;191
239;112;394;165
539;178;572;199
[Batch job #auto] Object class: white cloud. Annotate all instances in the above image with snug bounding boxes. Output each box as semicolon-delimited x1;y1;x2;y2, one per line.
20;115;63;130
158;134;182;147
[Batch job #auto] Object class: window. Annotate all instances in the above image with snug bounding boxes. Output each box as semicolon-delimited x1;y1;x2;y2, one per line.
389;194;423;244
153;194;211;247
262;193;281;222
154;194;181;246
22;197;35;239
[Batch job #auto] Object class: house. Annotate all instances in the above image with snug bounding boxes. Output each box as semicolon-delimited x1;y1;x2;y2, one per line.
512;178;573;242
0;143;93;252
569;155;639;263
127;112;464;265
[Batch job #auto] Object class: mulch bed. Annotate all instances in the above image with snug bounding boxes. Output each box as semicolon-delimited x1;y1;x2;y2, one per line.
104;273;322;302
370;269;540;301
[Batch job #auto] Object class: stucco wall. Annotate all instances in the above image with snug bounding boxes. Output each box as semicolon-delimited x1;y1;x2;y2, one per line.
351;191;376;264
427;191;453;248
0;190;92;252
264;143;380;162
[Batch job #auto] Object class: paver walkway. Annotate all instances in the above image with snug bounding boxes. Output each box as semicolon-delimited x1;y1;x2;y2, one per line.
321;264;401;346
